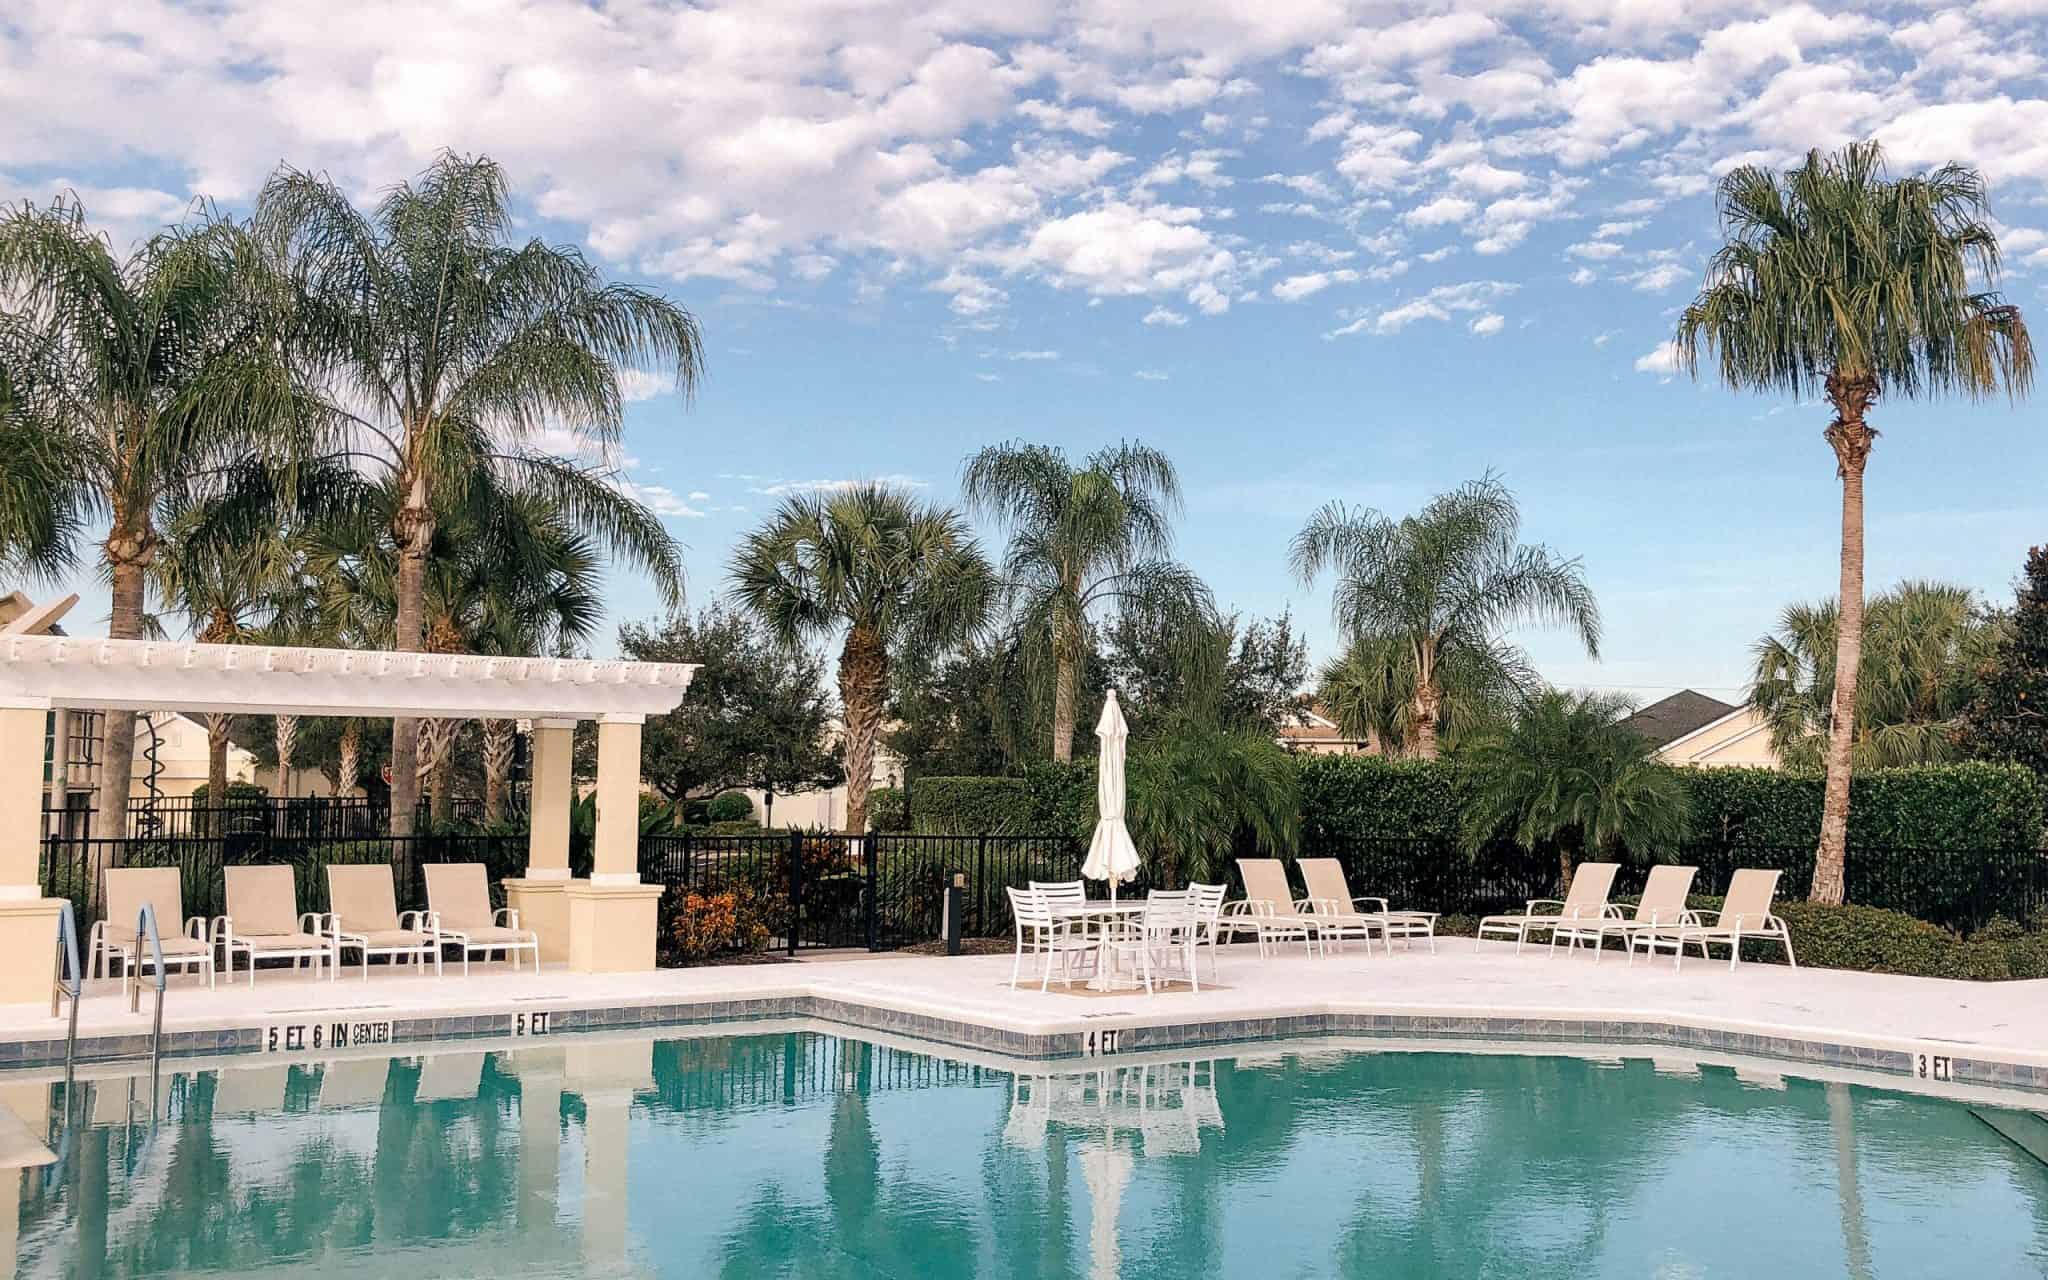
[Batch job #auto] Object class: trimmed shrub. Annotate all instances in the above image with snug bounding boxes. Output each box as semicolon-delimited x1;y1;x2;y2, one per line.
910;776;1038;834
705;791;755;823
1663;896;2048;981
866;786;907;833
1677;762;2044;850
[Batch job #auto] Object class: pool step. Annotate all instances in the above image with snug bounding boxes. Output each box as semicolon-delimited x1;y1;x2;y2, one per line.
1970;1108;2048;1168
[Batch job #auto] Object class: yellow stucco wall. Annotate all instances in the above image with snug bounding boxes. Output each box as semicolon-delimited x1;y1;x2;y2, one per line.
1658;707;1782;768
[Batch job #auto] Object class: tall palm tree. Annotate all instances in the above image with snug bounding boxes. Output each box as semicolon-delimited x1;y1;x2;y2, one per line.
308;471;604;824
730;484;994;833
1460;688;1693;890
0;195;313;837
961;439;1206;762
1751;580;1998;770
1674;141;2033;904
1316;628;1533;757
254;152;701;833
1291;475;1600;761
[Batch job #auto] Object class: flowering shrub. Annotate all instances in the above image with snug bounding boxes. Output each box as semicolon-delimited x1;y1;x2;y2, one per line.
660;884;773;964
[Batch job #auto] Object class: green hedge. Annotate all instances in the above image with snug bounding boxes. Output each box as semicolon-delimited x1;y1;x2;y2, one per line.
1296;756;2044;852
908;764;1095;836
1690;897;2048;981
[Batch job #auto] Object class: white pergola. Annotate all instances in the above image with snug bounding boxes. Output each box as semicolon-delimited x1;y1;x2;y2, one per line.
0;632;697;999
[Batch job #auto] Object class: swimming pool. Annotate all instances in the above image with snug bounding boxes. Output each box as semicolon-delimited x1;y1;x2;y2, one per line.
7;1031;2045;1277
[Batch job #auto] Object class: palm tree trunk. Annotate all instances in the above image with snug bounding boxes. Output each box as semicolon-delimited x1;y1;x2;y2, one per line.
1409;683;1442;761
838;627;888;835
431;751;453;826
482;719;515;825
388;508;430;836
95;551;150;840
1814;379;1875;905
206;714;231;834
1050;605;1078;764
275;714;299;796
416;717;457;827
337;719;361;796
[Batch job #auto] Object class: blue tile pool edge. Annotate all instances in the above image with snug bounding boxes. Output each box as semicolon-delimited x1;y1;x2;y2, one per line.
4;993;2040;1096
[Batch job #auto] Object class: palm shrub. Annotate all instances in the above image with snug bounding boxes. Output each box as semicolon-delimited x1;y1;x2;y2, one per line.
1751;580;1999;769
0;196;317;836
730;483;994;834
1960;547;2048;786
1123;725;1300;886
1316;628;1533;757
255;152;700;833
1291;475;1599;760
1674;141;2033;903
962;439;1207;762
1460;689;1693;891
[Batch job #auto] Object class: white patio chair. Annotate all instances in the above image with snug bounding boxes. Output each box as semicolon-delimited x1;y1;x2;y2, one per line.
1099;891;1198;995
93;867;215;995
1007;886;1095;991
215;865;335;984
1298;858;1438;953
425;863;540;976
1218;860;1321;958
1029;880;1088;908
324;864;440;979
1549;864;1698;963
1660;868;1797;972
1186;882;1228;980
1474;862;1621;955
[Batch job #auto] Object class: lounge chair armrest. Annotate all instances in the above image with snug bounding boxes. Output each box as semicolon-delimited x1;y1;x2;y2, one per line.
211;916;232;946
494;907;521;928
1353;897;1391;912
298;912;327;936
184;916;209;941
1219;901;1254;917
399;910;433;932
1523;899;1564;915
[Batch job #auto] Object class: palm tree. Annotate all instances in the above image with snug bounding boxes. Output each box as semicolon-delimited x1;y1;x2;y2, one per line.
730;484;994;834
254;152;701;833
0;195;314;837
1316;628;1533;757
1674;141;2033;904
151;502;300;829
1291;475;1600;761
1751;580;1998;770
961;439;1207;762
1460;688;1693;890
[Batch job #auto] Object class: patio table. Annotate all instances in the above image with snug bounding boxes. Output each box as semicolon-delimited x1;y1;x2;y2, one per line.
1048;901;1150;991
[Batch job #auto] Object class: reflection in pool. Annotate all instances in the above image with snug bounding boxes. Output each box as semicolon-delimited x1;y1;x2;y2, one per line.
6;1032;2046;1277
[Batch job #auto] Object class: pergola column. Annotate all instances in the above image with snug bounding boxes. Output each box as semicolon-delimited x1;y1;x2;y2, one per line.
0;706;65;1004
503;718;577;964
564;715;661;972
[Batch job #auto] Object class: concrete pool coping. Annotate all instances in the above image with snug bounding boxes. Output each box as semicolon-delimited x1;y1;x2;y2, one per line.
2;944;2045;1100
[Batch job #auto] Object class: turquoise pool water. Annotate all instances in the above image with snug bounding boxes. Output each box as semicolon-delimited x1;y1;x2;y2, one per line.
7;1032;2046;1277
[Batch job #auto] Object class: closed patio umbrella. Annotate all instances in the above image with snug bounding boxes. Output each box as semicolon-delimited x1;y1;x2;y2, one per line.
1081;690;1140;902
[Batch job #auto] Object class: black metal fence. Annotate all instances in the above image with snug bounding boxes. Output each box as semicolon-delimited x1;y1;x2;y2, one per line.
39;827;2047;951
44;793;523;840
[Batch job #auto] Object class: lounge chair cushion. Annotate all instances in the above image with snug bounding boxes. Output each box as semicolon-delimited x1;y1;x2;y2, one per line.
235;931;330;952
107;932;211;960
343;928;435;950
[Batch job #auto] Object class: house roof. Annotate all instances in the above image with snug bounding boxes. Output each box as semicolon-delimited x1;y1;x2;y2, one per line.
1618;689;1740;748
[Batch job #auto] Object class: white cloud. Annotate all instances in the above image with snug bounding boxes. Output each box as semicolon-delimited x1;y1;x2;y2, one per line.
1569;266;1598;285
1134;369;1169;381
1272;269;1359;301
1567;241;1624;260
1009;349;1061;360
1627;261;1691;291
1634;341;1683;374
1469;312;1505;335
1405;195;1478;227
751;473;929;496
1325;280;1518;338
1142;305;1189;326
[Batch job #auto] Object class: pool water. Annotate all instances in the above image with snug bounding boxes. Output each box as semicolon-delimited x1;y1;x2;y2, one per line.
8;1032;2046;1278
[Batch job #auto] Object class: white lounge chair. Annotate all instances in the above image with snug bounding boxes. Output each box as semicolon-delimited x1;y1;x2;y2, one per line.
216;865;335;984
1552;864;1698;963
1219;860;1322;958
94;867;216;994
425;863;540;975
1656;868;1797;972
1475;862;1620;954
1299;858;1440;954
324;864;440;979
1006;886;1096;990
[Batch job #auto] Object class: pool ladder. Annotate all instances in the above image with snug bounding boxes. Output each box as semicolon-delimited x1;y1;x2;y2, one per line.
51;900;169;1114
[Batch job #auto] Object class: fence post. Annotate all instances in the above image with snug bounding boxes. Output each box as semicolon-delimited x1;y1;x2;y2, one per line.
787;828;803;957
944;873;963;956
863;835;878;952
975;835;988;938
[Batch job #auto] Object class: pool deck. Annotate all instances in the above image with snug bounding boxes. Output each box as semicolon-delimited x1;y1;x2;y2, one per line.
4;942;2046;1096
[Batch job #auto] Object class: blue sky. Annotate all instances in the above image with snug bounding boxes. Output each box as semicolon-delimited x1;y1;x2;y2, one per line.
6;0;2045;702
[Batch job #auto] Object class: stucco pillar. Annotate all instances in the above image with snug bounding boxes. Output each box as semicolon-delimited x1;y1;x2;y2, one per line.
503;719;576;964
0;707;65;1006
564;715;660;972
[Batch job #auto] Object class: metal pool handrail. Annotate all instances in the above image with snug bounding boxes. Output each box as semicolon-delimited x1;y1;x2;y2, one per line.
130;902;168;1084
51;899;82;1071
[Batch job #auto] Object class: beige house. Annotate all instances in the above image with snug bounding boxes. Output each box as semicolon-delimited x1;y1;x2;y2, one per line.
1276;704;1376;756
1620;689;1781;768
